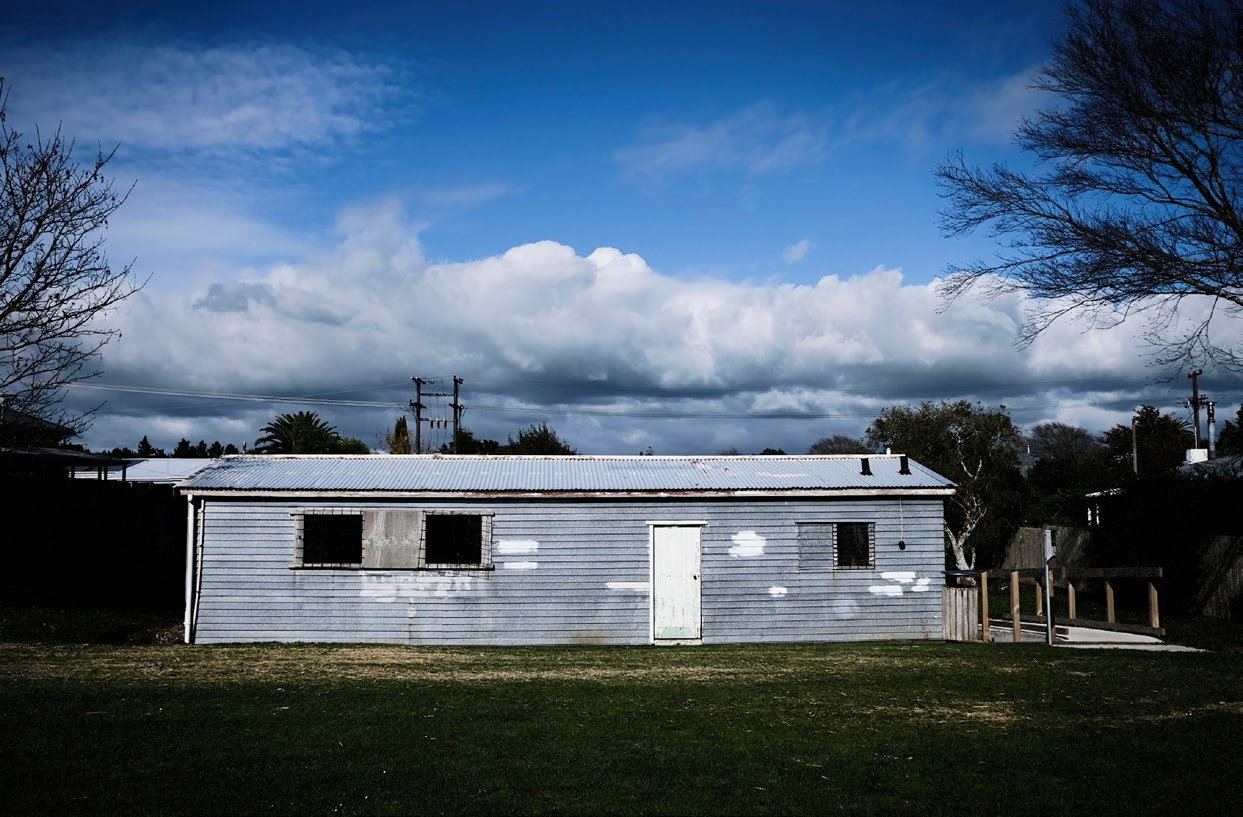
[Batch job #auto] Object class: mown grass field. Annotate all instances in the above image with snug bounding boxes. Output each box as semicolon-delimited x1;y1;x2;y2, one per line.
1;607;1240;816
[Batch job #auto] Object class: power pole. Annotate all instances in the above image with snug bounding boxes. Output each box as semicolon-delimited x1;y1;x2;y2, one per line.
1188;369;1204;448
410;375;460;453
451;376;464;454
409;377;426;454
1207;401;1217;460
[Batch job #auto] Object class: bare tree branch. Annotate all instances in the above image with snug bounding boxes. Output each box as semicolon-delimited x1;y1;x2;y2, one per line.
936;0;1243;368
0;78;142;445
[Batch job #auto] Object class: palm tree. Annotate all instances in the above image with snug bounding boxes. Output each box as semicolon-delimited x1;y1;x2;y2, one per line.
253;411;341;454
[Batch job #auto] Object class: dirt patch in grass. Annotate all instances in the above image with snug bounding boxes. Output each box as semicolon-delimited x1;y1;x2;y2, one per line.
0;641;998;687
864;701;1026;725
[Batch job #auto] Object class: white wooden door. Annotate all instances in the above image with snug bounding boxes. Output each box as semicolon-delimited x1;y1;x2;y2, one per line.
652;525;701;640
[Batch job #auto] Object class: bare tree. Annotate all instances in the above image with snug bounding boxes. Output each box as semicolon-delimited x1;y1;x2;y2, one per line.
937;0;1243;368
0;79;140;445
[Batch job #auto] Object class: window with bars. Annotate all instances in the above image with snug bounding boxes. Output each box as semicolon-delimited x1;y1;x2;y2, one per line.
294;510;493;569
422;513;489;566
834;521;874;568
797;521;875;570
300;512;364;566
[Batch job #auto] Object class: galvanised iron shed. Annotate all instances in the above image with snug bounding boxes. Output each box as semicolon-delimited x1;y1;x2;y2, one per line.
178;454;954;645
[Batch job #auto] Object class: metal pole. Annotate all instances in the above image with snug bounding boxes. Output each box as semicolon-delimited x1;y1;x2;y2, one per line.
452;376;463;454
1189;369;1203;448
1131;415;1139;475
1207;401;1216;460
1043;529;1055;646
411;377;425;454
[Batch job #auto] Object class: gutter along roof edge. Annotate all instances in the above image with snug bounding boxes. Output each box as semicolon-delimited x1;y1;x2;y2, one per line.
180;487;957;499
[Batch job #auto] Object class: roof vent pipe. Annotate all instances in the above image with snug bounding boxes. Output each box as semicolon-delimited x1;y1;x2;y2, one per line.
860;457;872;476
899;455;910;475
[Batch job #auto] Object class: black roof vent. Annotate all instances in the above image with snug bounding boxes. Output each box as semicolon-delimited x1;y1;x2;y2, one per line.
860;457;872;476
899;455;910;475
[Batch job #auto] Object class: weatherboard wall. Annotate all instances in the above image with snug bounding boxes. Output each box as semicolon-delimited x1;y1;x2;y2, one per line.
189;496;945;645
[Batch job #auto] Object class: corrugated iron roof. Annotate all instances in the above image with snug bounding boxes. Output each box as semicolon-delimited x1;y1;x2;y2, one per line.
179;454;954;494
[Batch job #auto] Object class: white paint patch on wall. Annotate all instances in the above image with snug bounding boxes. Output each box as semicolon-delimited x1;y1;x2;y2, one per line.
829;599;860;620
729;530;766;558
606;581;650;591
359;574;400;602
495;539;540;555
870;572;933;595
768;585;788;597
358;574;474;600
869;584;904;597
419;576;474;598
502;561;538;570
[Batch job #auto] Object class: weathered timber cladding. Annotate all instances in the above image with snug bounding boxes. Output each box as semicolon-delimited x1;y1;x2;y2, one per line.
190;496;945;645
942;586;981;642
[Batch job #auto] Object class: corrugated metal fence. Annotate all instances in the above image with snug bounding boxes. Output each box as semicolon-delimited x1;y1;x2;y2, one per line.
942;586;980;641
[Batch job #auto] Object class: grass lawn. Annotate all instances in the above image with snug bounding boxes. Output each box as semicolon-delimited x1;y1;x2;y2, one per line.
1;607;1241;816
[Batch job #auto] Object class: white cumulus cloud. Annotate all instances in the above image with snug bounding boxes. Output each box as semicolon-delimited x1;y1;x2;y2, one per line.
81;199;1243;453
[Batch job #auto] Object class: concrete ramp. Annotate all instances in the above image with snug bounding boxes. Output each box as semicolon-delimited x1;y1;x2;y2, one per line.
984;620;1203;651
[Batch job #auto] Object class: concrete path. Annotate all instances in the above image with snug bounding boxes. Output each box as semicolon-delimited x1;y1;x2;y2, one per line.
983;622;1204;652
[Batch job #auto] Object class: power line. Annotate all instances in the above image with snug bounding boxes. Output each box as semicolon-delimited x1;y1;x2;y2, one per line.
70;382;404;409
418;371;1198;398
69;380;1241;423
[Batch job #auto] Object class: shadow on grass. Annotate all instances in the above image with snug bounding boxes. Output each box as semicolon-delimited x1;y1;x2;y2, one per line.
0;605;182;645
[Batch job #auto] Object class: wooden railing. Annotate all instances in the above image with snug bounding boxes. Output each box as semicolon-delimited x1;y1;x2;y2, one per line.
976;566;1164;643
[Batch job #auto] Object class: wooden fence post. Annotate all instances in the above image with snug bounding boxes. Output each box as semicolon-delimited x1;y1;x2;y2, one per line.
981;571;990;642
1067;581;1077;620
1148;582;1160;629
1010;570;1021;643
1105;580;1115;624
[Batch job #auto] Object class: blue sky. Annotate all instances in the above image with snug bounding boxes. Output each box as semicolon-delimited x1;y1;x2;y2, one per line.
6;1;1240;454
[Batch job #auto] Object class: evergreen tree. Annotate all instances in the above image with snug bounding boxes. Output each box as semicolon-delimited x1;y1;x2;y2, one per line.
504;422;577;455
334;436;372;454
807;435;869;455
384;416;412;454
1216;405;1243;456
1102;406;1194;476
135;435;165;458
867;400;1023;571
441;428;503;455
